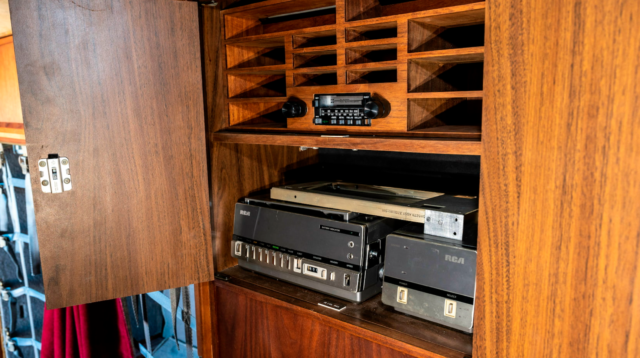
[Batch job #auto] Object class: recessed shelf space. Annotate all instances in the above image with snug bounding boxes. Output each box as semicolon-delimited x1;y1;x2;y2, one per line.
223;0;269;10
346;44;397;65
228;101;287;128
345;22;398;42
225;0;337;39
408;9;485;53
408;58;483;93
408;98;482;138
226;38;285;69
346;0;482;22
293;30;338;49
228;72;287;98
347;67;397;84
294;50;338;68
294;71;339;87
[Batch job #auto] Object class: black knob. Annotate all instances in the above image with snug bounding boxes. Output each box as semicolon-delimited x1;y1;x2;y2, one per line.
363;100;381;119
282;101;307;118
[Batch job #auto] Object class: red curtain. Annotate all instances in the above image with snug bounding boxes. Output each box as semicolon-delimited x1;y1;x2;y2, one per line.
41;300;134;358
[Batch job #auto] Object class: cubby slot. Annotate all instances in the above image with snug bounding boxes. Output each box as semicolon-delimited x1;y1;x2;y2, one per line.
293;30;338;48
346;0;482;22
294;50;338;68
226;38;286;69
408;9;485;53
225;1;337;39
408;58;483;93
345;22;398;42
294;71;338;87
229;102;287;128
347;67;397;84
228;72;287;98
408;98;482;137
223;0;269;10
346;44;397;65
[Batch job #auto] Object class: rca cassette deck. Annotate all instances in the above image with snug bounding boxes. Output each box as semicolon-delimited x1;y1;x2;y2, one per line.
231;196;404;302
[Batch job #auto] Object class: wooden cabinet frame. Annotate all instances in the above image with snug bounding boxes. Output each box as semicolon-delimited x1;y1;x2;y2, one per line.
9;0;640;356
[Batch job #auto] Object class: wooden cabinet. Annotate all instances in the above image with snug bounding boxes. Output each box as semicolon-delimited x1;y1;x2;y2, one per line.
8;0;640;357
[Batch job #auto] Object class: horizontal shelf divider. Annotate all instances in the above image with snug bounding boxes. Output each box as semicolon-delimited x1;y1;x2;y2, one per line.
290;65;339;73
226;97;289;103
291;44;339;53
344;37;401;48
290;61;402;74
290;38;402;54
407;91;484;99
225;65;290;73
344;2;486;27
213;131;482;155
405;47;485;62
224;24;338;45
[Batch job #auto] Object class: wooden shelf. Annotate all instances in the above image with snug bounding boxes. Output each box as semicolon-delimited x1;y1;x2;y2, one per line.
227;97;288;103
225;64;289;74
406;47;485;62
213;130;482;155
410;125;481;139
218;266;473;358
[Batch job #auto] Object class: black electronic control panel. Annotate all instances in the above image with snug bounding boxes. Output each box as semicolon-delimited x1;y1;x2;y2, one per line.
312;93;382;126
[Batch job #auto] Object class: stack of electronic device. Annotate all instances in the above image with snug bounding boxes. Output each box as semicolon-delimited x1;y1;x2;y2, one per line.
231;181;479;333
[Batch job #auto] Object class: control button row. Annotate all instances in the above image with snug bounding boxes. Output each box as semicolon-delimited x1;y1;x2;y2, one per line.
314;117;372;126
320;109;363;115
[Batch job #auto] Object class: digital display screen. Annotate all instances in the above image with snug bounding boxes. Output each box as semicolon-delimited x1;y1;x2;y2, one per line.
307;266;318;273
316;94;366;108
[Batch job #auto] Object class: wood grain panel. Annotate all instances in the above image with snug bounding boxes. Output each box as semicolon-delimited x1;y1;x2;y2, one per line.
210;143;318;272
0;37;22;124
475;0;640;357
10;0;213;308
221;266;474;357
216;279;461;358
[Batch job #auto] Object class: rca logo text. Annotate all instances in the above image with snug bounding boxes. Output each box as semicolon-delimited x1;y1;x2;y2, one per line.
445;255;464;264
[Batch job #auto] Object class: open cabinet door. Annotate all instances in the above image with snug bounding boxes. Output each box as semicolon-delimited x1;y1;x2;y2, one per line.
9;0;213;309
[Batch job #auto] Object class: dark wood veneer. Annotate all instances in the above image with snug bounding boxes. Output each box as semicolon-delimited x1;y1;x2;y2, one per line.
475;0;640;356
216;267;472;358
10;0;213;309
